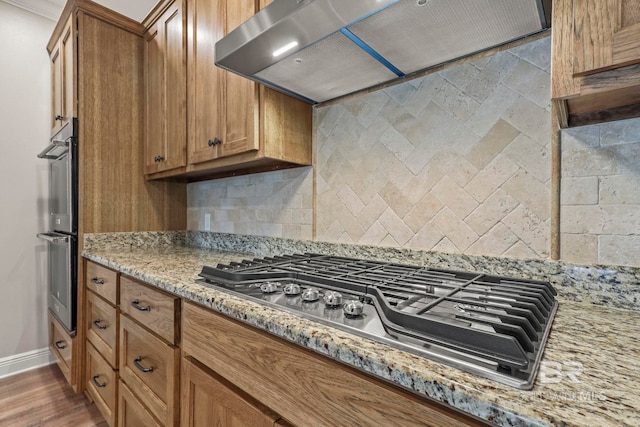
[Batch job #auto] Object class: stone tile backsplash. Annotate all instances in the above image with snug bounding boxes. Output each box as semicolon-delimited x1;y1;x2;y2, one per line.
186;35;640;268
187;167;313;240
315;37;552;258
561;118;640;266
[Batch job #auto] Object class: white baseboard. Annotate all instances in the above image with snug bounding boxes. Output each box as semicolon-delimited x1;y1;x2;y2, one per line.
0;347;55;380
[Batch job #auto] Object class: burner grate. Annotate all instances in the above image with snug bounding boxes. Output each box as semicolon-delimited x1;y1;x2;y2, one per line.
200;253;557;381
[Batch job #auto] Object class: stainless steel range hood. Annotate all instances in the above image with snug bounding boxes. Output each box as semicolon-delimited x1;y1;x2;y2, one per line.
215;0;551;104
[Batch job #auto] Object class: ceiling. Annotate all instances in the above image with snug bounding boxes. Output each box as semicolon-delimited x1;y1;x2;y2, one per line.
3;0;159;22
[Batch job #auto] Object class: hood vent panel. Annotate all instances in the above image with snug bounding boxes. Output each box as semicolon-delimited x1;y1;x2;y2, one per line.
215;0;550;104
255;31;399;103
349;0;545;74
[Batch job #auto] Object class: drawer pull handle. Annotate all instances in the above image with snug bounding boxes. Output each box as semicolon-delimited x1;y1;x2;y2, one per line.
92;374;107;388
131;299;151;312
93;319;108;330
133;356;154;373
54;340;67;350
91;277;104;285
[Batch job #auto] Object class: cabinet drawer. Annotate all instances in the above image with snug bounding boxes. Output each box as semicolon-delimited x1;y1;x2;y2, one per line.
120;276;179;344
86;342;117;427
183;302;485;427
118;380;163;427
86;290;118;368
49;311;74;385
86;261;118;305
119;315;179;426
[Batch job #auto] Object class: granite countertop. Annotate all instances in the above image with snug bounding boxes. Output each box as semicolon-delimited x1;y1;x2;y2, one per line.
83;234;640;427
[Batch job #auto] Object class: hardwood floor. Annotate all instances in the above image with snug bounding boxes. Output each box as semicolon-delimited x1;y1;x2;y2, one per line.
0;364;106;427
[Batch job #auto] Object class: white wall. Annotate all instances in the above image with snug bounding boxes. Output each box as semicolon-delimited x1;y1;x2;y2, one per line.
0;1;55;360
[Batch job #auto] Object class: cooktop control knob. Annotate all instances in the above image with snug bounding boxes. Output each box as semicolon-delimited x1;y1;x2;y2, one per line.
301;287;320;302
283;283;301;296
344;300;364;317
260;282;279;294
323;291;343;308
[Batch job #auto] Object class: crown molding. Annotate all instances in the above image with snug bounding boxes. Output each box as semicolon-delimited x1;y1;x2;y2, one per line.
1;0;64;21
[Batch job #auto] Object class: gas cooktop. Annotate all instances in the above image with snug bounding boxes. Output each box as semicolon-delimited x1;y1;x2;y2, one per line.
198;253;558;389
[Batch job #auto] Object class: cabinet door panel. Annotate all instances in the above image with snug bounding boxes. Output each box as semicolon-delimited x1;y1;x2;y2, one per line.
50;15;74;136
61;17;75;127
145;24;163;173
50;44;62;134
181;357;279;427
145;1;186;174
188;0;258;165
187;0;225;165
219;0;258;159
573;0;640;75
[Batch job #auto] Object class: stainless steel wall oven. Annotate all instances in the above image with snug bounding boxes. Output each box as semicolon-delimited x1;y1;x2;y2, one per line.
37;119;78;333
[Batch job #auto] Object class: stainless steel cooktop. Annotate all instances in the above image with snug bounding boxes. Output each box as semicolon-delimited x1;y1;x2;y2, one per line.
198;253;558;389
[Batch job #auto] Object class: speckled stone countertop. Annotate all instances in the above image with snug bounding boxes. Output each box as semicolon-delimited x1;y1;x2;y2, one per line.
83;232;640;427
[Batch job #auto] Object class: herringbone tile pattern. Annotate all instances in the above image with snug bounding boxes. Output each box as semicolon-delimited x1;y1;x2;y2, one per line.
315;38;552;258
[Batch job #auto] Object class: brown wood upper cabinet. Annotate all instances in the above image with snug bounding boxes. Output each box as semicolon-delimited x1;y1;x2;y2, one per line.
144;0;187;174
49;14;75;136
552;0;640;127
187;0;258;166
143;0;312;181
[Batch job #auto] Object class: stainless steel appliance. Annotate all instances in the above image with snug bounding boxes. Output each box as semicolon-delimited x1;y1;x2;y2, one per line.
215;0;552;103
199;253;558;389
37;119;78;333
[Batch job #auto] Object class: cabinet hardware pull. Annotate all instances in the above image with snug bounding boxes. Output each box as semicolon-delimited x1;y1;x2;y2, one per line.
154;155;165;162
208;138;222;147
55;340;66;349
131;299;151;312
92;374;107;388
93;319;108;330
133;356;154;373
55;115;63;121
91;277;104;285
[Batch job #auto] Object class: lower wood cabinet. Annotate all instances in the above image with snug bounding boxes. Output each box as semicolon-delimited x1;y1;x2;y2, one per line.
86;290;118;368
81;259;488;427
119;380;163;427
86;342;118;427
119;276;180;345
182;301;488;427
181;357;280;427
49;311;75;387
119;314;180;426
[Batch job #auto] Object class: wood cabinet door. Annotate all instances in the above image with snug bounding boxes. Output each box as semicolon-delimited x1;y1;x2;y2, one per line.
219;0;258;160
50;41;63;135
61;16;75;130
144;0;187;174
187;0;258;165
573;0;640;75
181;357;279;427
51;15;75;135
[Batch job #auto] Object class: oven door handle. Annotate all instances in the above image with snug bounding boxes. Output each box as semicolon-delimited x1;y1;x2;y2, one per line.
37;233;69;244
37;139;69;159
